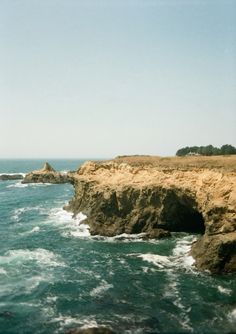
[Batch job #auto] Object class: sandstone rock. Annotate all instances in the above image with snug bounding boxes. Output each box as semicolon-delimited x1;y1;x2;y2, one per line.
191;232;236;273
41;162;56;172
65;156;236;273
22;163;73;184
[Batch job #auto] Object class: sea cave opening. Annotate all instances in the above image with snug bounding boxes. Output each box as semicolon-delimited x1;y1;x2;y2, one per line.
160;192;205;234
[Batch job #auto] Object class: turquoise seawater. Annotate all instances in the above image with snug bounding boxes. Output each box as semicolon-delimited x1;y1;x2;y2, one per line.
0;160;235;334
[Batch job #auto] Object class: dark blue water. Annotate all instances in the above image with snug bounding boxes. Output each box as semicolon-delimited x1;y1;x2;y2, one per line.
0;160;235;334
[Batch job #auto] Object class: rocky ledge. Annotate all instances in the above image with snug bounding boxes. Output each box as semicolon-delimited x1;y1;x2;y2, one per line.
65;156;236;274
0;174;24;181
22;162;73;184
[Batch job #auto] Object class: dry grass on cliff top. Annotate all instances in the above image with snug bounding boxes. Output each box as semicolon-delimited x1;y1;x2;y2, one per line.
110;155;236;172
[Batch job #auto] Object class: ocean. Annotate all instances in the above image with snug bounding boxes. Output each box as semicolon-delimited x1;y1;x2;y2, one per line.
0;160;235;334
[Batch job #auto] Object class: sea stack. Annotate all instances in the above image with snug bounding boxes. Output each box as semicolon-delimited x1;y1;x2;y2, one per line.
22;162;73;184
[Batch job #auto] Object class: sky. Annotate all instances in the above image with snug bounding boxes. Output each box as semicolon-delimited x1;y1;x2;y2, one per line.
0;0;235;158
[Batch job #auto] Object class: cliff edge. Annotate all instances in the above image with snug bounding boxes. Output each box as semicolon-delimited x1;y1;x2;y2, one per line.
65;156;236;274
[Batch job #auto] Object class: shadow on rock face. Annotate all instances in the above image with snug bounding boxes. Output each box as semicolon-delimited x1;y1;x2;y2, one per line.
65;327;116;334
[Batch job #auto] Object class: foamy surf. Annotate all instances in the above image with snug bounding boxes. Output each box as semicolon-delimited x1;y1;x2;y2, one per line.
90;280;113;297
217;285;232;295
49;208;90;237
0;173;26;177
20;226;40;236
7;182;53;188
229;308;236;323
92;232;146;242
51;315;98;332
136;235;197;272
0;248;65;268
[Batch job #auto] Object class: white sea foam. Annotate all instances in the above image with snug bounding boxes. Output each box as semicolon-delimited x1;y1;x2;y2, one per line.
136;235;197;272
137;254;171;269
24;275;50;292
90;280;113;297
0;268;7;275
228;308;236;322
0;173;26;177
92;232;146;243
7;181;53;188
52;315;98;330
46;296;58;303
217;285;232;295
49;208;90;237
7;181;28;188
0;248;65;267
12;206;45;222
21;226;40;236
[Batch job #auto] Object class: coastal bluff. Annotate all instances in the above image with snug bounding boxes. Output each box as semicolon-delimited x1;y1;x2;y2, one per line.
23;156;236;274
66;156;236;274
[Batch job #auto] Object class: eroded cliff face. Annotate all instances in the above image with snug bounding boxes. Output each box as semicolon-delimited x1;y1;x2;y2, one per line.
65;158;236;273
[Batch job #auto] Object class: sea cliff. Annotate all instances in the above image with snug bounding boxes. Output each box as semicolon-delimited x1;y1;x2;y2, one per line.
23;156;236;274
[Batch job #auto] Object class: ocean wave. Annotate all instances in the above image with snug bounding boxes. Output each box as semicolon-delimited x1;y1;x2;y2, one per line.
217;285;232;295
51;315;98;331
49;208;90;237
7;182;53;189
136;235;197;272
0;172;26;177
0;248;65;268
7;181;28;188
90;280;113;297
20;226;40;236
91;232;147;243
11;206;46;222
0;267;7;275
229;308;236;323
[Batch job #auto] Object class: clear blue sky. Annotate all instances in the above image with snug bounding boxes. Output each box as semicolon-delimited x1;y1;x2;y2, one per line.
0;0;235;158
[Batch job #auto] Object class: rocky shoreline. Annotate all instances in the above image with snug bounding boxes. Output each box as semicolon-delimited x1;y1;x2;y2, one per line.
21;157;236;274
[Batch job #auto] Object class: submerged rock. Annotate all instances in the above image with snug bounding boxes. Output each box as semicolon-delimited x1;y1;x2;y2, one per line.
0;174;23;181
65;156;236;274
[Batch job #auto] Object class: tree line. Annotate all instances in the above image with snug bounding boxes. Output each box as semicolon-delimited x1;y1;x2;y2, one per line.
176;144;236;156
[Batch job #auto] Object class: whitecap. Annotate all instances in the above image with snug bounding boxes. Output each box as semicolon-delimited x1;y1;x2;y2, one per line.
7;181;28;188
92;232;146;242
228;308;236;322
0;268;7;275
20;226;40;236
90;280;113;297
0;173;26;177
135;235;197;272
12;206;45;222
0;248;65;267
137;253;171;269
49;208;90;237
217;285;232;295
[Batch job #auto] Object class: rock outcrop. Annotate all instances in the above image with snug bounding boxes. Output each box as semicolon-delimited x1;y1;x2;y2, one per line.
0;174;24;181
65;156;236;274
22;162;73;184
